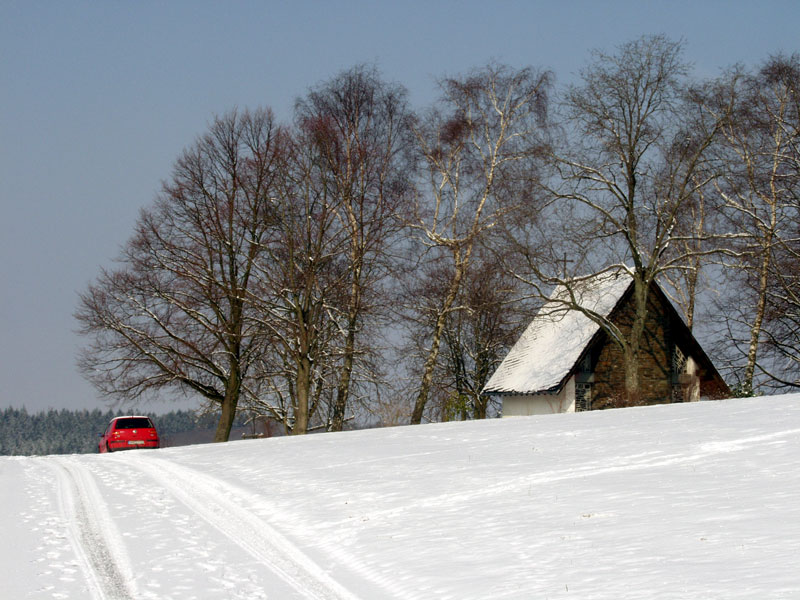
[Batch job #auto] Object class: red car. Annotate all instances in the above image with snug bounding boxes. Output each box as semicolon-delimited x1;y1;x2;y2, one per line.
99;416;160;453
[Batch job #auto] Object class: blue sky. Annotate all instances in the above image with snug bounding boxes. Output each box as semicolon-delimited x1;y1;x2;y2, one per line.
1;0;798;413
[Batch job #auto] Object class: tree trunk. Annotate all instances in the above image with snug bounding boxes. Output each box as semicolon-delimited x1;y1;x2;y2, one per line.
330;324;355;431
622;348;642;407
743;244;772;394
411;263;464;424
474;395;487;419
293;353;312;435
622;277;649;407
684;262;698;331
411;328;445;424
472;342;495;419
330;267;361;432
213;368;240;442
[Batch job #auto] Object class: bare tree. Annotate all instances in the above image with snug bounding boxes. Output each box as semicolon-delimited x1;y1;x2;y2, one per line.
659;179;714;331
519;36;726;406
407;63;551;424
437;248;530;420
76;109;284;441
708;55;800;393
245;123;350;434
761;235;800;387
294;66;414;431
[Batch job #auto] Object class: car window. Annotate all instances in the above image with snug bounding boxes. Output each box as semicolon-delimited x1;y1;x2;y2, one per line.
114;417;154;430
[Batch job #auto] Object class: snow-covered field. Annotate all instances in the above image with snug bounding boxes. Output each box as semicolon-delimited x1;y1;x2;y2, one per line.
2;395;800;599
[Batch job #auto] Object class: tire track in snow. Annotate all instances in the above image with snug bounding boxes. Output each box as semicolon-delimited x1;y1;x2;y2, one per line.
123;453;361;600
50;457;138;600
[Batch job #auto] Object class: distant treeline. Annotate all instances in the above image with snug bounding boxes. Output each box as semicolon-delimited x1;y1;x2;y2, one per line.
0;407;248;456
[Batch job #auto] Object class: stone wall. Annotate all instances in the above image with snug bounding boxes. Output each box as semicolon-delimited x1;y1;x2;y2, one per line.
590;289;678;409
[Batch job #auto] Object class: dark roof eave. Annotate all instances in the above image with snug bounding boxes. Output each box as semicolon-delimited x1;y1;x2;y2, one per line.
484;383;563;397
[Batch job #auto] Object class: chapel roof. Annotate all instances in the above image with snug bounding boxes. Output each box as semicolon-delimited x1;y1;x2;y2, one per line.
482;270;633;395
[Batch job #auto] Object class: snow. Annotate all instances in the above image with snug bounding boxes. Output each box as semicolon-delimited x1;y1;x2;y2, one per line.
3;394;800;599
484;271;632;394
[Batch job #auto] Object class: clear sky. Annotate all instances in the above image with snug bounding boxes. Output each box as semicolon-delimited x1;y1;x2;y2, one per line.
2;0;798;414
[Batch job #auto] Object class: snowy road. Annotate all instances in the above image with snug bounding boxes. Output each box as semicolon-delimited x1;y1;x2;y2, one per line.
8;452;368;600
121;453;360;600
50;457;138;599
4;394;800;599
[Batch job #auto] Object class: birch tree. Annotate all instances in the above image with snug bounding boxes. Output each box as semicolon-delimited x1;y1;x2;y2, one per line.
761;236;800;388
438;249;529;420
658;176;719;331
408;63;551;424
709;55;800;393
76;109;284;441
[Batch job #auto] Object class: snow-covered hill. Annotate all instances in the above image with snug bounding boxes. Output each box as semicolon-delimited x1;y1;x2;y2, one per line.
3;395;800;599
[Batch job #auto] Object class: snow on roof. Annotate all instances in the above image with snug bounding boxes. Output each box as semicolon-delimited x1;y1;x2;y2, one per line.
483;270;632;395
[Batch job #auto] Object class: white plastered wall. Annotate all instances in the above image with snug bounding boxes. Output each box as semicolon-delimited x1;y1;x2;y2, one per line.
684;356;701;402
502;376;576;417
